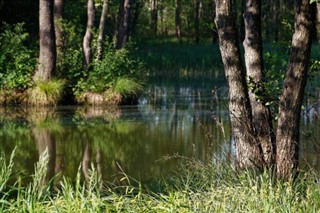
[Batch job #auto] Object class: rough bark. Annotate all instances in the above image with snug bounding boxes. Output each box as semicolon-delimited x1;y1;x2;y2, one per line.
151;0;158;36
97;0;109;60
35;0;56;81
276;0;315;180
194;0;200;44
83;0;95;66
243;0;275;166
215;0;263;169
175;0;181;40
116;0;134;49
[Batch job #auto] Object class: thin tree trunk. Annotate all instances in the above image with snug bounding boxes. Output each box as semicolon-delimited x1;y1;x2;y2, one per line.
97;0;109;60
276;0;315;180
175;0;181;40
243;0;275;166
215;0;263;169
194;0;200;44
151;0;158;36
211;0;218;43
130;0;142;36
83;0;95;66
35;0;56;81
116;0;134;49
54;0;65;58
159;0;165;35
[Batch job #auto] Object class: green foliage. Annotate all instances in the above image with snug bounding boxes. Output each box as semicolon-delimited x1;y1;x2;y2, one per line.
55;20;84;86
0;23;36;90
76;45;145;95
247;44;289;110
112;77;143;97
28;79;65;106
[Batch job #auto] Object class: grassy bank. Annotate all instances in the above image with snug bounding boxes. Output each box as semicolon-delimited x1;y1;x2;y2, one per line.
1;151;320;212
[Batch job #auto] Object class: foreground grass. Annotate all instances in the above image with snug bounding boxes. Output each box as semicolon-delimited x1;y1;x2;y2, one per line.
1;151;320;212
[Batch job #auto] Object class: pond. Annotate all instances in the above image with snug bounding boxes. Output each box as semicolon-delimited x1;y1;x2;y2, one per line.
0;82;320;185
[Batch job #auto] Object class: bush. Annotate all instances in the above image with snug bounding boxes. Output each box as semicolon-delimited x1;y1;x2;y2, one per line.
75;44;145;105
0;23;36;91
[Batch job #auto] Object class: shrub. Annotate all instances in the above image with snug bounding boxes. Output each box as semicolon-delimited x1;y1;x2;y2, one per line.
0;23;36;91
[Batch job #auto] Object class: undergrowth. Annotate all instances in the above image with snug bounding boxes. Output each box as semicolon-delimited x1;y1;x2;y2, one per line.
1;150;320;212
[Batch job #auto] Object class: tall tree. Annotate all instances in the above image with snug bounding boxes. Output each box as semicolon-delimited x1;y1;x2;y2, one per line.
215;0;263;169
116;0;135;49
175;0;182;40
97;0;110;60
275;0;315;179
35;0;57;81
243;0;274;166
83;0;95;67
215;0;315;179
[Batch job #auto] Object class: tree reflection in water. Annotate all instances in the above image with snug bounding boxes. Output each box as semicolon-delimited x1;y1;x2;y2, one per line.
0;86;319;186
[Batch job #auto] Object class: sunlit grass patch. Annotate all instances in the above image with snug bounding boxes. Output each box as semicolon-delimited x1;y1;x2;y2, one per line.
1;151;320;212
28;79;65;106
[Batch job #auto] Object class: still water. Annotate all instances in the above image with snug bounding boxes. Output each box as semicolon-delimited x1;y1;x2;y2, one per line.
0;84;320;184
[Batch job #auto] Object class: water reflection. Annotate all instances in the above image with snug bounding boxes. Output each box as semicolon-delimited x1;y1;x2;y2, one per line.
1;85;319;186
0;87;230;185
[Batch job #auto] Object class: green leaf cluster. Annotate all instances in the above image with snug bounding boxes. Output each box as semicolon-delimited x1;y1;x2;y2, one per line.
0;23;36;90
76;45;145;94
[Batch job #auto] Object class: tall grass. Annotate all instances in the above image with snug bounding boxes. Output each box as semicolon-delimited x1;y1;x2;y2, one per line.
1;151;320;212
28;79;65;106
112;77;143;97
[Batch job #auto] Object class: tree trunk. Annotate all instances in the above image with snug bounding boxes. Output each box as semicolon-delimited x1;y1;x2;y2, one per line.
83;0;95;66
194;0;200;44
35;0;56;81
175;0;181;40
276;0;315;180
97;0;109;60
54;0;65;59
130;0;143;36
215;0;263;169
243;0;275;166
151;0;158;36
116;0;134;49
